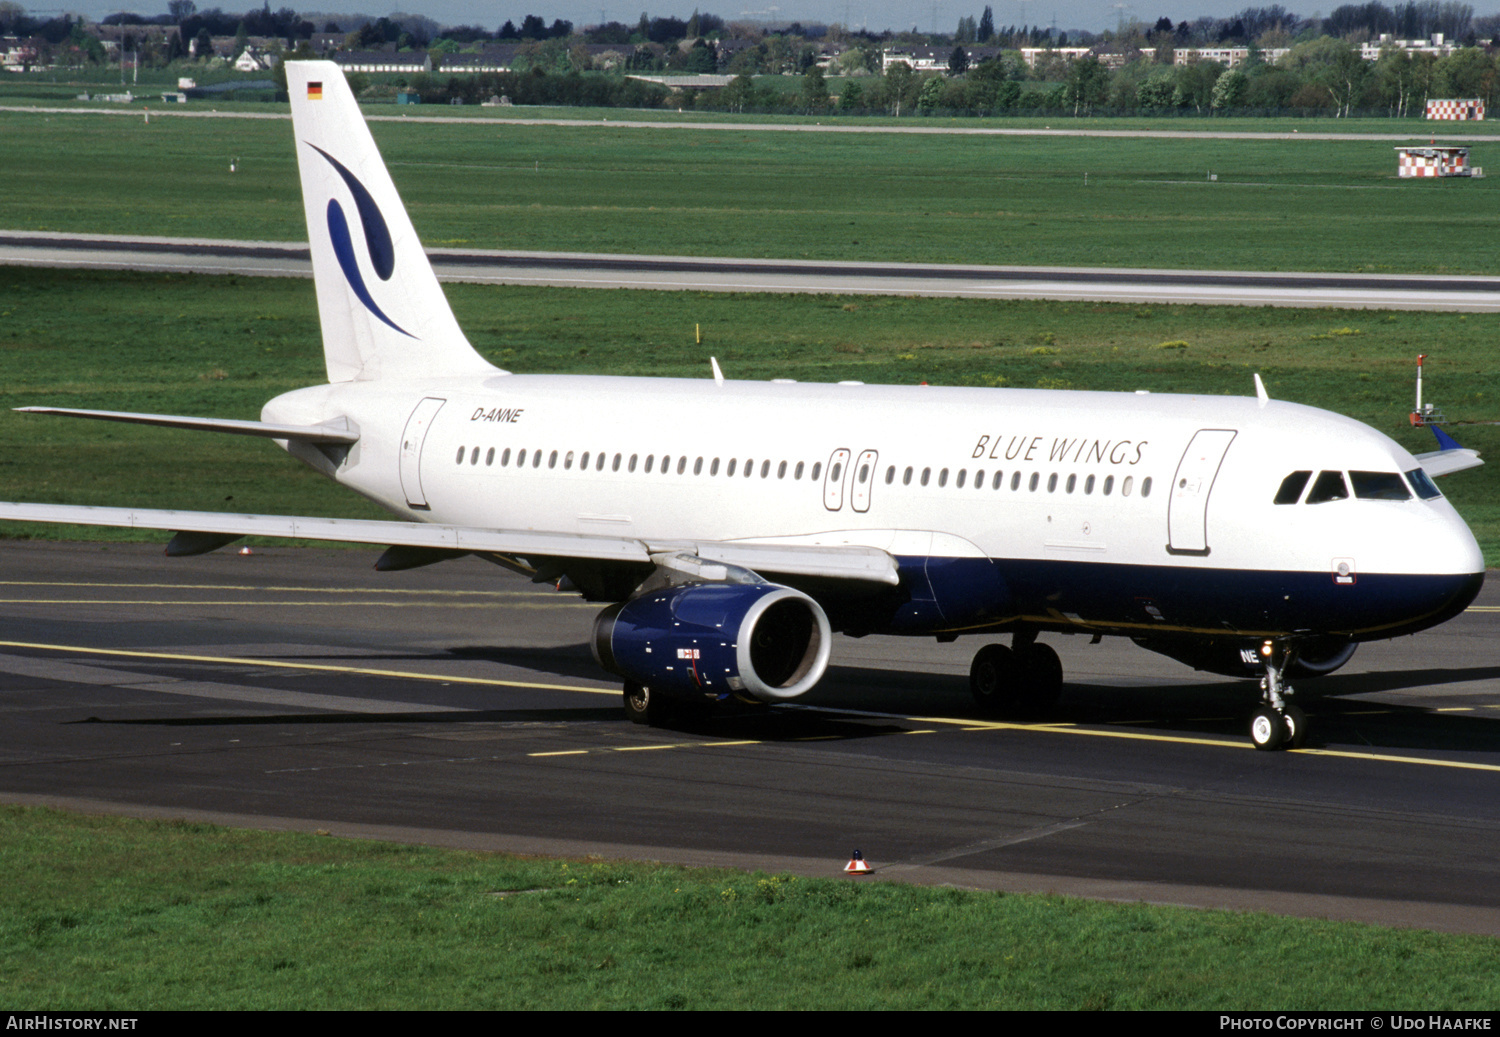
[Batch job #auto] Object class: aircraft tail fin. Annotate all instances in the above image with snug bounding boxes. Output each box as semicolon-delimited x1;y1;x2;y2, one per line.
286;61;502;383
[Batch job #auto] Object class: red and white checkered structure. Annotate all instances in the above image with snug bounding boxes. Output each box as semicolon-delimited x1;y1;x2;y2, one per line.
1425;99;1485;120
1396;146;1476;177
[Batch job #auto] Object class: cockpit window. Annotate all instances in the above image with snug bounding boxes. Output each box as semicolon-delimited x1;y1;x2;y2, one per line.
1274;471;1312;505
1304;470;1349;504
1405;467;1443;500
1350;471;1411;501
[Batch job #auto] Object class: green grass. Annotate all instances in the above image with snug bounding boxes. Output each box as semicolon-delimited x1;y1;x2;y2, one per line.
5;104;1500;272
2;266;1498;560
4;803;1499;1009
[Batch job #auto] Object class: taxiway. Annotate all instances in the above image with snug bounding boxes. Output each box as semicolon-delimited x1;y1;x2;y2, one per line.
2;542;1499;934
5;231;1500;310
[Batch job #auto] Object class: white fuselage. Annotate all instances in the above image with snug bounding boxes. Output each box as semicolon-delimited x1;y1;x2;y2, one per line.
263;374;1484;642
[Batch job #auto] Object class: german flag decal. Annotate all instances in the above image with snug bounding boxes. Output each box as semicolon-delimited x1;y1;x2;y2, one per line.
307;81;323;100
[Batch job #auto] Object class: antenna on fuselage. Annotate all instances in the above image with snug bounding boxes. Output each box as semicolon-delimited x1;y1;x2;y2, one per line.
1253;373;1269;407
710;357;725;387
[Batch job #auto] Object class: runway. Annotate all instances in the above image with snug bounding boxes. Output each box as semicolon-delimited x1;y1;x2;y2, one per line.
3;541;1500;934
5;230;1500;310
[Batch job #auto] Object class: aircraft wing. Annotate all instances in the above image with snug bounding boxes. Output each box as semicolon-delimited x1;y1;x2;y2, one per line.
0;502;900;585
1415;425;1485;478
13;407;360;445
1415;448;1484;477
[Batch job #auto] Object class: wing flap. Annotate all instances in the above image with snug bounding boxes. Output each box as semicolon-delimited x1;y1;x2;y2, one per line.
687;541;900;585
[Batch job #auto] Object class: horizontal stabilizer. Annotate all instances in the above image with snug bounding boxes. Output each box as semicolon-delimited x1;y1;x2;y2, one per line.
15;407;360;445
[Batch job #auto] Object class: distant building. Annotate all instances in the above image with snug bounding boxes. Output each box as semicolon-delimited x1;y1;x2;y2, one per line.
1173;46;1290;67
1426;98;1484;121
234;45;276;72
0;36;39;71
334;50;432;74
1361;34;1459;60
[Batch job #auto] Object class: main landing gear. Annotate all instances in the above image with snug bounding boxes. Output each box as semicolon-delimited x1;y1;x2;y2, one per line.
969;631;1063;717
1249;641;1307;751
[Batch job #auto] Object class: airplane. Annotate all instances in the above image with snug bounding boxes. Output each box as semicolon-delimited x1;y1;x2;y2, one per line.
0;61;1485;751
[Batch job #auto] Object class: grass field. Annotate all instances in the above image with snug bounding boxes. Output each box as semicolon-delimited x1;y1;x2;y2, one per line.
6;804;1500;1010
4;103;1500;273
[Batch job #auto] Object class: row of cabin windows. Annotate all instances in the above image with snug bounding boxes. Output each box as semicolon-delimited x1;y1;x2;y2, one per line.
1273;468;1441;505
456;445;824;481
885;465;1151;498
453;444;1154;499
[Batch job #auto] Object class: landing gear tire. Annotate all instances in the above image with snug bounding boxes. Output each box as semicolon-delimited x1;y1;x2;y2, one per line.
1250;707;1285;751
1282;704;1307;750
1016;643;1064;715
623;682;666;726
970;644;1019;715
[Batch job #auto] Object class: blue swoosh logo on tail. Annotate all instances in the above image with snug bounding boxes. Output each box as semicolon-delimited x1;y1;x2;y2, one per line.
326;199;413;338
308;142;412;338
310;144;395;279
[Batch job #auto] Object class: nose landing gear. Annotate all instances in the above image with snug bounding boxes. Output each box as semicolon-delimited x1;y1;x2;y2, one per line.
1250;641;1307;751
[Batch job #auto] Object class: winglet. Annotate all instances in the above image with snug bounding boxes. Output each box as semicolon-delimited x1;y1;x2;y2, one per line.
1431;424;1466;452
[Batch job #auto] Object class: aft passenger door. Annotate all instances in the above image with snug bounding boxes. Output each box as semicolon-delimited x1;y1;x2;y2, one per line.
399;397;446;510
1167;428;1236;555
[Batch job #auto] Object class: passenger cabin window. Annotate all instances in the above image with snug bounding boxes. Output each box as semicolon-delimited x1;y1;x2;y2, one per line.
1406;468;1442;500
1275;471;1312;505
1351;471;1411;501
1305;470;1348;504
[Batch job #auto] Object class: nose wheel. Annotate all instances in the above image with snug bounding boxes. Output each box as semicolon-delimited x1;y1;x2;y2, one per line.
1249;642;1307;751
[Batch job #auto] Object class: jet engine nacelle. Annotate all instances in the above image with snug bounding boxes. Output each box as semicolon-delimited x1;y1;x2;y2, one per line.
1133;636;1357;679
592;582;832;703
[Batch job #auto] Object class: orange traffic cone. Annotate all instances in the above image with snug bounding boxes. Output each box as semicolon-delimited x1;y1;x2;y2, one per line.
844;850;871;875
